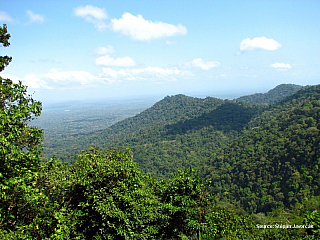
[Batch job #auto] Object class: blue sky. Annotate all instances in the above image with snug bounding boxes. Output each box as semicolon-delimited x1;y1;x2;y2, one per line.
1;0;319;103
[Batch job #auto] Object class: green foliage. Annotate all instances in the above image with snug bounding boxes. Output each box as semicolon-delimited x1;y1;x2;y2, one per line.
204;207;257;239
304;210;320;238
36;84;302;164
207;85;320;214
155;168;212;238
36;148;217;239
0;24;45;237
46;95;227;163
166;100;265;134
66;147;167;239
0;24;12;72
54;96;264;178
107;100;263;178
0;78;43;179
0;24;43;180
235;84;303;105
94;94;225;148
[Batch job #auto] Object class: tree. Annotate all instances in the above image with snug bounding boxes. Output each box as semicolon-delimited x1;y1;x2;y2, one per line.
0;24;12;72
0;23;44;237
156;168;212;238
0;23;42;181
53;147;168;239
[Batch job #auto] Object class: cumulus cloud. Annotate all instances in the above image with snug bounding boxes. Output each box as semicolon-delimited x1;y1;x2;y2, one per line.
110;12;187;42
1;65;191;90
181;58;220;70
191;58;220;70
270;62;291;70
26;10;46;24
0;73;51;89
74;5;108;30
102;66;184;82
0;11;14;23
24;74;51;88
240;37;281;52
46;69;99;86
132;66;180;77
41;66;185;88
2;70;105;89
101;68;134;81
93;46;115;55
0;73;20;84
95;55;136;67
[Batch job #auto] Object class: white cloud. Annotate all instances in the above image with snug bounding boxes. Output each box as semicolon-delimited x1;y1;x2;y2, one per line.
102;68;134;80
26;10;46;24
3;70;107;89
240;37;281;52
74;5;108;19
110;12;187;42
95;55;136;67
192;58;220;70
270;62;291;70
132;66;180;76
74;5;108;30
0;73;20;83
24;74;51;88
93;46;115;55
1;73;51;89
182;58;220;70
1;65;191;90
46;69;98;85
0;11;14;23
102;66;184;82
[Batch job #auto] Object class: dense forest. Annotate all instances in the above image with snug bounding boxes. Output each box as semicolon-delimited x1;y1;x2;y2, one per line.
235;84;304;105
46;84;301;164
1;24;320;239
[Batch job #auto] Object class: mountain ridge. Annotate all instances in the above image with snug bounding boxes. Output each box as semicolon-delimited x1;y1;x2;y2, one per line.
52;83;305;163
235;83;304;105
207;84;320;213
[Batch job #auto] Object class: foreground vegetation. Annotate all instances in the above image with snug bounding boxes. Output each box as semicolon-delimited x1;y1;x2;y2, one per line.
1;24;320;239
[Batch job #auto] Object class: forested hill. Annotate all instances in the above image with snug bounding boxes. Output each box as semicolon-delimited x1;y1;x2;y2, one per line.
235;83;303;105
57;84;305;170
94;94;225;141
60;94;266;171
60;95;226;158
206;84;320;213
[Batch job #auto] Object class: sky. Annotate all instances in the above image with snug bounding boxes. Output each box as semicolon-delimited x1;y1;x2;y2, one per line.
0;0;319;104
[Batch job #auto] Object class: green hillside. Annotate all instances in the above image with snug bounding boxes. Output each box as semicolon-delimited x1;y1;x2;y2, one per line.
57;95;266;176
87;94;226;144
207;84;320;213
235;83;304;105
48;84;303;162
58;84;300;176
84;83;320;215
106;100;265;177
55;94;227;161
